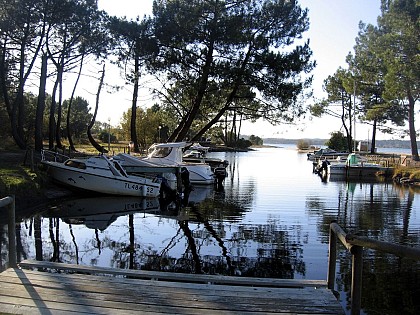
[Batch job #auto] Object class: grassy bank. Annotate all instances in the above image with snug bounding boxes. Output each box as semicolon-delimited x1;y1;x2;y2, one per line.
393;165;420;181
0;150;47;209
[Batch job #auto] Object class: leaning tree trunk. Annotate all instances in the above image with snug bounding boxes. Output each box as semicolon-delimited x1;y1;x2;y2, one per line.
87;64;107;153
67;55;84;152
175;37;215;142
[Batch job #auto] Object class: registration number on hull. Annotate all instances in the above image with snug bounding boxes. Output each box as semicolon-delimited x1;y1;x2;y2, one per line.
125;183;142;191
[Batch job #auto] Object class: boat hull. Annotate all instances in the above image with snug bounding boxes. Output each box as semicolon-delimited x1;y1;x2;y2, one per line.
44;161;161;197
328;163;391;178
182;163;214;185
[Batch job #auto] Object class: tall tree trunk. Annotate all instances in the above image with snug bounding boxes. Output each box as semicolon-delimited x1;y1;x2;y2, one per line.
237;113;243;142
87;64;107;153
230;109;237;144
5;90;27;149
340;94;351;152
55;65;64;149
49;78;59;149
0;43;24;149
67;55;84;152
370;119;377;154
130;45;140;153
35;54;48;152
407;90;419;161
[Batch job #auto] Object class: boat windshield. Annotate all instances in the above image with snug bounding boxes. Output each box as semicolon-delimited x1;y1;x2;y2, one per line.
64;160;86;169
150;147;172;158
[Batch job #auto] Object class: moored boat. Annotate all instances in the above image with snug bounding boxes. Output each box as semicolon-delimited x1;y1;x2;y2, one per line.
182;143;229;181
327;153;392;178
41;153;161;197
307;148;349;161
142;142;218;185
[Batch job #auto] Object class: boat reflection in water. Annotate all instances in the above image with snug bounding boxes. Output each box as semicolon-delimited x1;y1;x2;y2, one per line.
43;185;216;231
43;196;161;231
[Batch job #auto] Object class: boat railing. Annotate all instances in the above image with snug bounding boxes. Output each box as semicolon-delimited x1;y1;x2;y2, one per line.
328;221;420;315
41;149;70;163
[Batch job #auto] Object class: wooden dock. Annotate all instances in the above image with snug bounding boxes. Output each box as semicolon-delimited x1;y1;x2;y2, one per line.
0;260;344;314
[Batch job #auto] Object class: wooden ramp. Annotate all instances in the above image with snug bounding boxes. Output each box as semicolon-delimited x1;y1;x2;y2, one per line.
0;260;344;315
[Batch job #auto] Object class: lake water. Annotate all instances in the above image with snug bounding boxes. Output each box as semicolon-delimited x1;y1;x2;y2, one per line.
4;144;420;315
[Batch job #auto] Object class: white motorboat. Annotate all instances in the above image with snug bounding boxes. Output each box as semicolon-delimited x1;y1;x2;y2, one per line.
112;153;179;192
183;143;229;173
41;153;161;197
307;148;349;161
118;142;215;185
327;153;390;177
144;142;215;185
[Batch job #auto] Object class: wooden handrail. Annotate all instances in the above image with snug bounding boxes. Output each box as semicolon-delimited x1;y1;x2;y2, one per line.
0;196;16;268
345;234;420;260
328;221;420;315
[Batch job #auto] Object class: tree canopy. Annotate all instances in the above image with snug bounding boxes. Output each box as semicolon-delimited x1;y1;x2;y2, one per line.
1;0;316;151
310;0;419;157
149;0;314;143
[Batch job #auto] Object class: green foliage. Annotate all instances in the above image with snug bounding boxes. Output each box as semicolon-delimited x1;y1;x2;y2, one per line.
297;139;309;150
249;135;264;146
62;97;92;141
232;138;252;149
120;107;164;149
98;131;117;143
151;0;315;141
325;131;348;152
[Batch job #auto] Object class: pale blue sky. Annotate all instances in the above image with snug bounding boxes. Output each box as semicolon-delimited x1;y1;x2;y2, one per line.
96;0;386;140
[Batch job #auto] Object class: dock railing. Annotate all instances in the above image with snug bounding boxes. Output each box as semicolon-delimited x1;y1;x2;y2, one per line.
0;196;16;268
328;221;420;315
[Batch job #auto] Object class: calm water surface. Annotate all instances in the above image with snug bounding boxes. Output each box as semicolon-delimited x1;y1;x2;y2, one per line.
8;145;420;315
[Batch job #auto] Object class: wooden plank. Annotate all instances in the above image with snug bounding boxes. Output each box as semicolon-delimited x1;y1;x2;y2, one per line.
18;259;327;288
0;264;345;315
0;270;327;301
0;270;335;307
0;285;341;314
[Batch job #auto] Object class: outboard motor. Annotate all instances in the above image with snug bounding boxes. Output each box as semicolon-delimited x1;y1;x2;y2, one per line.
214;167;227;191
181;167;191;190
159;176;177;200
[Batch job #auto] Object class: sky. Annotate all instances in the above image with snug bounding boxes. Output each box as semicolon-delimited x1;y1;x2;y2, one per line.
91;0;387;140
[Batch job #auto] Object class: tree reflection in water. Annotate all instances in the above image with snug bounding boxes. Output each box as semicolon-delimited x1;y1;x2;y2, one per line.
306;180;420;315
15;192;307;280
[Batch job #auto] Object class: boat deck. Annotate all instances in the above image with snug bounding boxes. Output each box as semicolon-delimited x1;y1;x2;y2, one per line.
0;260;345;314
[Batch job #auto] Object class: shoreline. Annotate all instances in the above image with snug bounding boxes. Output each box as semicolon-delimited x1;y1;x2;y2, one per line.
1;147;419;216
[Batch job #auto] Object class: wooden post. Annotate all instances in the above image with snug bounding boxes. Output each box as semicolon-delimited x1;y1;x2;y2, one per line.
0;196;17;268
351;245;363;315
327;223;337;290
